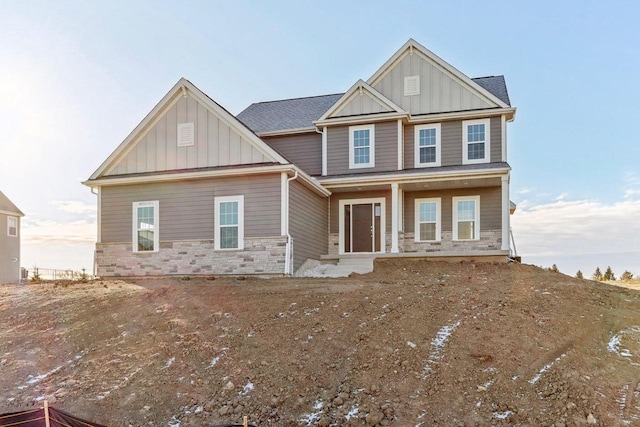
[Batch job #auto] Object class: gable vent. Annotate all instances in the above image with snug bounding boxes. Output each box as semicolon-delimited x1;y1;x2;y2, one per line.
404;75;420;96
177;122;194;147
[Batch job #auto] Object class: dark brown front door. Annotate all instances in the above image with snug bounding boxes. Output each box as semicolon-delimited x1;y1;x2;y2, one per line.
343;202;382;253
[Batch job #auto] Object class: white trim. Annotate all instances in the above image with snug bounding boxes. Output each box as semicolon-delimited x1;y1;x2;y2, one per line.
257;127;317;137
414;198;441;242
407;108;516;124
349;124;375;169
321;126;327;176
0;209;23;217
501;115;507;162
391;183;399;253
97;187;101;243
177;122;194;147
338;197;386;255
132;201;159;252
404;75;420;96
214;195;244;250
452;196;480;241
414;123;441;168
315;111;408;127
501;175;510;251
280;172;287;235
7;216;17;237
462;118;491;165
397;120;403;171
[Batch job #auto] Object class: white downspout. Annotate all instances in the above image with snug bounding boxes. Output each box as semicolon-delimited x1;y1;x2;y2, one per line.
284;171;299;275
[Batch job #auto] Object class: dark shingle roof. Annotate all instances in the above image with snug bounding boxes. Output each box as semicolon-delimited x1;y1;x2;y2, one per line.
0;190;23;216
237;94;343;134
473;76;511;106
237;76;510;134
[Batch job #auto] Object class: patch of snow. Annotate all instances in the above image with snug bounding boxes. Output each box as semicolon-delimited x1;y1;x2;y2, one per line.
422;320;461;378
208;348;229;368
26;365;63;385
164;357;175;369
7;397;15;402
300;400;324;426
241;381;254;395
168;415;181;427
493;410;512;419
194;406;202;414
247;331;254;337
528;353;566;384
407;341;417;349
345;404;359;420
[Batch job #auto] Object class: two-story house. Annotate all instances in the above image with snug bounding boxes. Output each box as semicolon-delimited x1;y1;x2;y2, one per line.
83;39;516;277
0;190;24;283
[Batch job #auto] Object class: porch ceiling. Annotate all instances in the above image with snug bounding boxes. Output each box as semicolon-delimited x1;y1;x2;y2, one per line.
325;176;502;193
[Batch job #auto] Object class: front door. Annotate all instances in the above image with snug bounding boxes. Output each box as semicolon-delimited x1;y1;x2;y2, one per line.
341;199;384;253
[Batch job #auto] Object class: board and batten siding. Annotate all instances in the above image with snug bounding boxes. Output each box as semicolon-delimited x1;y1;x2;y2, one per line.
403;186;502;233
372;50;495;115
289;180;328;270
329;190;392;234
0;214;20;284
404;117;502;168
108;94;270;176
332;91;394;117
263;133;322;176
326;121;398;176
100;174;282;243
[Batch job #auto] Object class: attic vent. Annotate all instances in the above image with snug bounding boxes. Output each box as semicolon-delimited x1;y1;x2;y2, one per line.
404;75;420;96
177;122;194;147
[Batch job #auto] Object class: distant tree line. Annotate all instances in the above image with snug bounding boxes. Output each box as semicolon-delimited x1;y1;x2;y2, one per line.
546;265;635;281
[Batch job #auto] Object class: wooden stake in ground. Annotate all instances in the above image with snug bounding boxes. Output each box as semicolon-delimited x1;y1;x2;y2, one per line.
44;400;50;427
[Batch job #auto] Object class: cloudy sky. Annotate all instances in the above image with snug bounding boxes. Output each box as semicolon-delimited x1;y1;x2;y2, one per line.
1;1;638;277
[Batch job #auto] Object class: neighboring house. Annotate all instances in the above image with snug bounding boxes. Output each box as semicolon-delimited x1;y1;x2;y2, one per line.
83;39;516;277
0;190;24;283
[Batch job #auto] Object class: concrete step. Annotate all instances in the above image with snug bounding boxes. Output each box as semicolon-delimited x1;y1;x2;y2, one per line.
296;256;374;278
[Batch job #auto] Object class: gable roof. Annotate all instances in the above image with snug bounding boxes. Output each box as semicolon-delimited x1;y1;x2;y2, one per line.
237;93;342;134
0;190;24;216
316;79;406;123
473;76;511;106
86;78;290;182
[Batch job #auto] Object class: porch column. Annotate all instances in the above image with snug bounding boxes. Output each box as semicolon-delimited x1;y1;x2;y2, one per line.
391;183;399;253
501;174;510;252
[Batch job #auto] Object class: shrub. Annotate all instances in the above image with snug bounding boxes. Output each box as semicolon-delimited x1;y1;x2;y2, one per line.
576;270;584;279
621;270;634;281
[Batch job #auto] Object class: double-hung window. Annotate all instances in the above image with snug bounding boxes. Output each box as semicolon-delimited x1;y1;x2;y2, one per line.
215;195;244;250
7;216;17;237
133;201;159;252
349;124;375;169
453;196;480;240
414;124;441;167
462;119;490;164
415;198;441;242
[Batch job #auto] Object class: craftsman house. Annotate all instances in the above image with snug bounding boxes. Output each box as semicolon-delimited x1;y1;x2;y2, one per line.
83;39;516;277
0;190;24;283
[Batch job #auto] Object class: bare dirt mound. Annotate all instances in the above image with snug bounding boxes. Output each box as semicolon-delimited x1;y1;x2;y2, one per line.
2;260;640;426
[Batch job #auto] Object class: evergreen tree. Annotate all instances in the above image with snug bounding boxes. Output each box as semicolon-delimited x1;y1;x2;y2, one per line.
621;270;634;281
576;270;584;279
603;266;616;281
593;267;603;281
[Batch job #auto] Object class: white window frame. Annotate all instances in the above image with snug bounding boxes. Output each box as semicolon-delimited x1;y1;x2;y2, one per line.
462;118;490;165
177;122;195;147
414;198;441;242
404;75;420;96
349;124;375;169
452;196;480;241
7;216;17;237
132;201;159;252
414;123;441;167
215;195;244;250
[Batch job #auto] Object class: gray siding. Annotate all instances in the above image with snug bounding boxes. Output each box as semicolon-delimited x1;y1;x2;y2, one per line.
289;180;328;270
101;174;282;243
108;93;270;176
327;121;398;176
264;133;322;176
372;50;496;115
404;117;502;168
404;186;502;233
0;214;20;283
329;190;392;234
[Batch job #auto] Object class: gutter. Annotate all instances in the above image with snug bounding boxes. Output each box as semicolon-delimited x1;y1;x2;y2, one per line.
284;171;298;275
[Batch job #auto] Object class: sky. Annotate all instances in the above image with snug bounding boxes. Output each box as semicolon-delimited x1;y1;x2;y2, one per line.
0;0;639;278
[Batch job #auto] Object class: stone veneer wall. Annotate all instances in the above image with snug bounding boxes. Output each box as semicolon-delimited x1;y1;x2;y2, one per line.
96;236;287;276
329;230;501;254
403;230;501;253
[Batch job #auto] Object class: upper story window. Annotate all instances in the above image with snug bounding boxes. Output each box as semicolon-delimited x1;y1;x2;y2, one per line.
414;124;441;167
453;196;480;240
415;198;441;242
462;119;490;165
215;195;244;250
349;124;375;169
133;201;159;252
7;216;17;237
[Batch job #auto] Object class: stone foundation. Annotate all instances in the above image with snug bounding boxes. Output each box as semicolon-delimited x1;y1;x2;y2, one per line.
402;230;502;253
96;237;287;276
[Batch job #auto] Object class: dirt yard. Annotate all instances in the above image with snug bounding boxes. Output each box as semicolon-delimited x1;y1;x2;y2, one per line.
2;260;640;426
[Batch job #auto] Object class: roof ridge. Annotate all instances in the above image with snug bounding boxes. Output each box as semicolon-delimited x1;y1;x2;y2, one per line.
247;93;343;106
472;75;504;80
